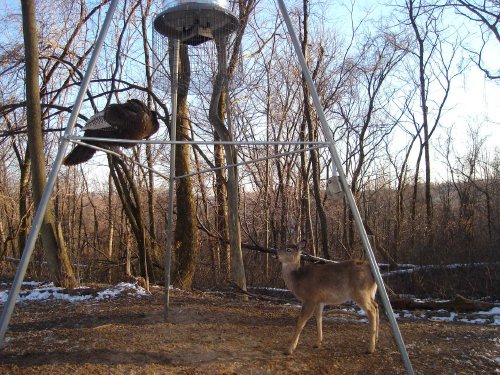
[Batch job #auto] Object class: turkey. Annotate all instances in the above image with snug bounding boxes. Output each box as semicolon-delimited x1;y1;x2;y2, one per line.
63;99;160;166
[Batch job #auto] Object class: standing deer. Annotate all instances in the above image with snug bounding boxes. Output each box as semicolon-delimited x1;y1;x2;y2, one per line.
276;240;379;355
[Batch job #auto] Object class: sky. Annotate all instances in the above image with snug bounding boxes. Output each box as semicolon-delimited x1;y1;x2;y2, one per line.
327;0;500;181
1;0;498;185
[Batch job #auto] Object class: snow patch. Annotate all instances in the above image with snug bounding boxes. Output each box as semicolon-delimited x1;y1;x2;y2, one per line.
2;283;499;327
430;312;458;322
0;281;149;304
252;286;500;326
95;282;148;300
477;306;500;315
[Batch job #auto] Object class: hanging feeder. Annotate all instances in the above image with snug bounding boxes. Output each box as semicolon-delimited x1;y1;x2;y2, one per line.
326;176;344;200
153;0;239;46
326;163;344;200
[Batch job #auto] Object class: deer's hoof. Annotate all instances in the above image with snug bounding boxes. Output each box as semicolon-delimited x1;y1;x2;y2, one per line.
285;348;294;355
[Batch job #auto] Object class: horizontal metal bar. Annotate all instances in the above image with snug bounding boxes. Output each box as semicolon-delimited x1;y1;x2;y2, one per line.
176;144;325;180
63;135;332;146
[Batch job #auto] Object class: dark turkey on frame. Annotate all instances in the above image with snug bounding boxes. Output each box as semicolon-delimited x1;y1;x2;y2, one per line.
63;99;160;166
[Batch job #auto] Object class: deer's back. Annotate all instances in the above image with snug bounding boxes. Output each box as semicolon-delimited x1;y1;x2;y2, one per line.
288;260;374;305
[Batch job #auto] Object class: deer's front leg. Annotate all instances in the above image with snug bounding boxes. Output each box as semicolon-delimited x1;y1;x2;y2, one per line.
287;302;316;355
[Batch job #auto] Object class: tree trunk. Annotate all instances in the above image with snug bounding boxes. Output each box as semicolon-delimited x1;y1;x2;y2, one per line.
301;0;329;259
109;155;153;285
209;37;247;294
408;0;433;247
21;0;76;288
214;122;230;282
124;224;131;277
140;0;159;268
107;174;114;282
172;44;199;289
410;145;423;247
18;150;31;258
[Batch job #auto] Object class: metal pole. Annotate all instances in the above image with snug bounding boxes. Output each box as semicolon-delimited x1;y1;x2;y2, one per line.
0;0;120;348
164;39;180;321
275;1;415;374
66;136;332;146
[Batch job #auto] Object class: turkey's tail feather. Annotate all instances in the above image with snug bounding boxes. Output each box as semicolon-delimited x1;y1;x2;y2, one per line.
63;145;97;166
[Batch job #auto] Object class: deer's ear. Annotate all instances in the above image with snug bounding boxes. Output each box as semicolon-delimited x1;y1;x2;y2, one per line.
297;239;307;251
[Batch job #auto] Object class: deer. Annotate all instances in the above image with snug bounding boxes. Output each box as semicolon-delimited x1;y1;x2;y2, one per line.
276;240;379;355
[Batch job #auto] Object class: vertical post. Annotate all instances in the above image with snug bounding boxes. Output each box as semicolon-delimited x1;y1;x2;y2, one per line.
0;0;119;348
275;0;414;374
164;39;180;320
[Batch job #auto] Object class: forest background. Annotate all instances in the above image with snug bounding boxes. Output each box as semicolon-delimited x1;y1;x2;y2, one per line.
0;0;499;300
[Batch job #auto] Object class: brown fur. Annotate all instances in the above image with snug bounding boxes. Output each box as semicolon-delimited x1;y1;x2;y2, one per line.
277;241;379;355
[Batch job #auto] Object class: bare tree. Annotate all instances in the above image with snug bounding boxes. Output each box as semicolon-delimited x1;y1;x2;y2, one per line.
209;36;247;293
206;0;256;291
20;0;76;288
334;30;405;256
447;0;500;80
171;44;199;289
404;0;463;247
300;0;322;257
441;125;492;250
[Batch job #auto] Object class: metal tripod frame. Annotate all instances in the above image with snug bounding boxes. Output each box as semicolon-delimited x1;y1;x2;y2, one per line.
0;1;414;373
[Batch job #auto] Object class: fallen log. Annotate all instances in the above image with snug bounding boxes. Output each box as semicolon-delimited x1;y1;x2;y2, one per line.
390;294;496;312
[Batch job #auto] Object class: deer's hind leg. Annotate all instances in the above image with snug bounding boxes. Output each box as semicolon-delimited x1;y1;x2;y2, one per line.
313;303;324;348
353;293;379;354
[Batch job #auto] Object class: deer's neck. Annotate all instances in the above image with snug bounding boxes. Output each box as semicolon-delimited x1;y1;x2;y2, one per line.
281;262;300;289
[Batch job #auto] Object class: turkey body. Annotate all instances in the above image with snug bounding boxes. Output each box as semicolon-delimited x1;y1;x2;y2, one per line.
63;99;160;166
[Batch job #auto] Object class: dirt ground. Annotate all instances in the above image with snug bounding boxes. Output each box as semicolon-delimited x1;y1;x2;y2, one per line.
0;285;498;375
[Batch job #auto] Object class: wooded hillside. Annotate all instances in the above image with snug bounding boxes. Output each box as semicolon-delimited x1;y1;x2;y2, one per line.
0;0;498;299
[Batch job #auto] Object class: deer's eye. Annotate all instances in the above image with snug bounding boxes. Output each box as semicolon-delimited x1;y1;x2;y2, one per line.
286;249;292;253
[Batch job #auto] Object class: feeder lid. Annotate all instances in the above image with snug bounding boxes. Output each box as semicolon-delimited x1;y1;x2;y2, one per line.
154;0;239;45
